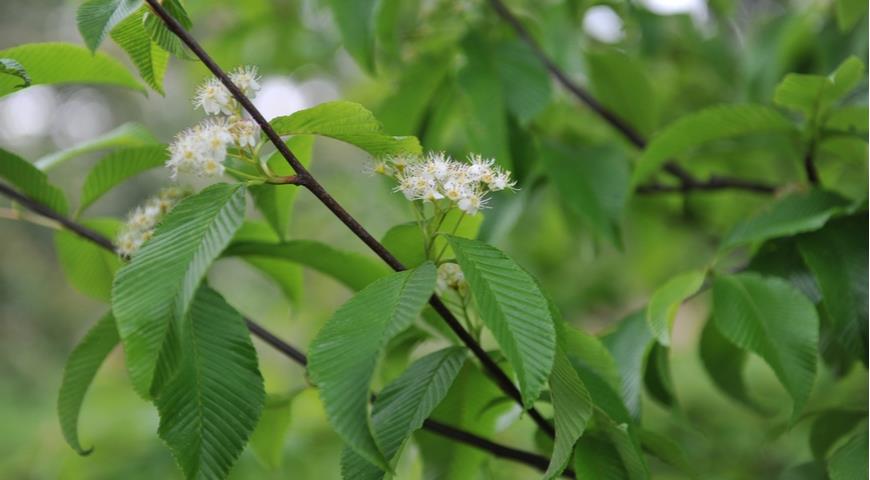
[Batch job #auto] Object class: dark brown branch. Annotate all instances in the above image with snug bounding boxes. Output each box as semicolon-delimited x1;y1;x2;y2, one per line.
144;0;555;438
0;184;571;477
636;176;776;194
486;0;778;195
803;138;819;185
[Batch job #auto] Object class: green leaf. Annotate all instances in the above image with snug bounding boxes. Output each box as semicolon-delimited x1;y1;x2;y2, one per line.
110;7;169;94
0;147;69;215
229;222;303;304
720;189;853;250
773;57;864;116
587;48;657;136
308;264;436;471
646;270;706;346
54;218;122;301
36;122;158;171
809;410;867;460
377;54;452;135
602;311;654;418
574;433;631;480
328;0;378;72
699;318;761;411
270;101;421;157
249;391;299;470
156;286;264;480
224;240;391;292
458;37;511;170
541;143;630;247
57;313;119;455
79;146;167;214
630;105;794;186
340;347;467;479
798;215;868;362
562;325;622;397
643;343;676;408
446;236;556;407
381;210;484;268
712;273;819;422
544;345;593;479
494;39;552;124
112;183;247;397
0;42;145;97
249;136;313;240
746;238;821;303
76;0;142;52
836;0;869;31
143;0;193;58
827;420;868;480
0;58;31;88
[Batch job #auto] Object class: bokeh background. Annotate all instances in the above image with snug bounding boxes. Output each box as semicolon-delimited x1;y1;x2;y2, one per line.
0;0;867;479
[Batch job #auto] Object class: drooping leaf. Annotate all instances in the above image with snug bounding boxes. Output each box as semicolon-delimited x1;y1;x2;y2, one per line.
54;218;122;301
544;345;593;479
0;58;30;88
639;429;696;478
249;391;300;470
602;311;654;419
79;146;167;214
224;240;391;292
248;136;313;241
142;0;193;58
112;183;247;397
340;347;467;479
0;147;69;215
699;318;762;411
155;286;264;480
720;189;853;250
57;313;119;455
827;420;868;480
643;343;676;408
646;270;706;346
574;433;630;480
0;42;145;97
76;0;142;52
110;7;169;94
562;325;623;403
541;143;630;247
587;48;657;137
328;0;378;72
798;214;868;363
36;122;158;171
270;101;422;157
493;39;552;124
773;57;864;116
447;236;556;407
835;0;869;31
712;273;819;422
809;409;867;460
746;238;821;303
308;264;436;471
630;105;794;186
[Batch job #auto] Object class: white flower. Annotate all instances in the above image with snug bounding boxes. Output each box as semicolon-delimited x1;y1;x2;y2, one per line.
116;187;190;257
437;263;466;291
231;119;259;148
229;66;261;98
457;192;486;215
166;120;233;179
194;77;234;115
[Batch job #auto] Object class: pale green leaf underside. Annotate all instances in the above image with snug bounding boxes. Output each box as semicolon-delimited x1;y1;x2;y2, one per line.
36;122;158;171
58;313;119;455
308;264;436;472
223;240;392;292
0;147;69;215
712;273;818;422
156;286;264;480
110;7;169;94
112;183;246;397
630;104;794;186
0;42;145;97
54;218;122;301
269;101;422;157
447;236;556;408
720;189;852;250
602;311;654;418
646;270;706;346
79;145;167;213
340;347;467;480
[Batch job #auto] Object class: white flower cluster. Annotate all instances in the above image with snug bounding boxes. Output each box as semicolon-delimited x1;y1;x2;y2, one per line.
116;187;190;257
379;152;515;215
437;263;467;293
167;66;262;179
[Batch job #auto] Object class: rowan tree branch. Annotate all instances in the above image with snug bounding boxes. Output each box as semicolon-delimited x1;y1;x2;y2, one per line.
143;0;555;438
0;183;572;477
486;0;779;195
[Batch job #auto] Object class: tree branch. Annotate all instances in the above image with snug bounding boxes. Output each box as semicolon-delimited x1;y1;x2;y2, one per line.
143;0;555;438
486;0;778;195
635;176;776;194
0;184;572;477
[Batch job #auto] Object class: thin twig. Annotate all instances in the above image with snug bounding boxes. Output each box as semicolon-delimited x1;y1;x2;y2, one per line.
144;0;555;438
486;0;778;195
0;184;572;477
636;176;776;194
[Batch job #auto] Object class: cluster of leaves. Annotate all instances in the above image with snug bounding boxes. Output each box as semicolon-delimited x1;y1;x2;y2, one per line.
0;0;867;479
